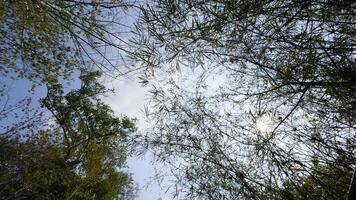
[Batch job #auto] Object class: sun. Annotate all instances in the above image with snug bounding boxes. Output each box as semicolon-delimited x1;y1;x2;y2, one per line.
256;120;269;132
256;116;272;132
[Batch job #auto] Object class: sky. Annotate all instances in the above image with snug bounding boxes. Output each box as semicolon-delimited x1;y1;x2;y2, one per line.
103;76;172;200
98;8;176;199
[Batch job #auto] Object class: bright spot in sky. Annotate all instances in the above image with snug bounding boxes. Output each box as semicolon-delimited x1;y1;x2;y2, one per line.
256;116;272;132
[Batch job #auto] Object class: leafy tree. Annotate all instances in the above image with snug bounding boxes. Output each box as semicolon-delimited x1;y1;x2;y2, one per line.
0;0;134;91
0;71;137;200
0;0;139;146
132;0;355;199
0;1;139;199
274;162;352;200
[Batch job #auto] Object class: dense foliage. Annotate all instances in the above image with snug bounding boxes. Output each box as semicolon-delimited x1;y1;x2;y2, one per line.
0;72;136;200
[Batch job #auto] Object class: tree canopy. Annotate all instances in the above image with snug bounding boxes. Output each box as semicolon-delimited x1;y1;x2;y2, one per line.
0;71;137;200
132;0;355;199
0;0;133;91
0;0;355;199
0;1;139;199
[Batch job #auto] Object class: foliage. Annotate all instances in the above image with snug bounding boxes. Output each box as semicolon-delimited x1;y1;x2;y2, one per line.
0;0;133;92
0;1;140;199
133;0;356;199
0;72;137;200
275;163;352;200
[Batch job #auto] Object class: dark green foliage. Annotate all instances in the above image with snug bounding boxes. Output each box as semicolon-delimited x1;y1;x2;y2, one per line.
0;73;136;200
276;164;352;200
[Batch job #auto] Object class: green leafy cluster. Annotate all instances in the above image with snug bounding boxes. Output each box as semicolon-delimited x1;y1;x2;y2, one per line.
275;164;352;200
0;72;136;200
0;0;125;92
